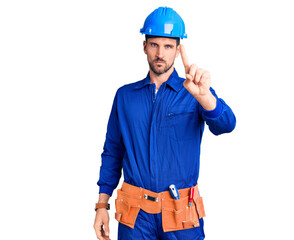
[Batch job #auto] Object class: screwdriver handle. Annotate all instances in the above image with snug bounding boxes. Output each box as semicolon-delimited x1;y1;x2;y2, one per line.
188;187;194;207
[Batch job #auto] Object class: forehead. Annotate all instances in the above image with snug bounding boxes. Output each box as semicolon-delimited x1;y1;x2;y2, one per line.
147;37;177;45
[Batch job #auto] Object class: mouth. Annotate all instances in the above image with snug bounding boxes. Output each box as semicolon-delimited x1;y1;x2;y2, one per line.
154;60;165;65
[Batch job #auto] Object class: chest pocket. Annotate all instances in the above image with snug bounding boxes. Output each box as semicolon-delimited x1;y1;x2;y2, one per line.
168;104;197;116
163;104;198;141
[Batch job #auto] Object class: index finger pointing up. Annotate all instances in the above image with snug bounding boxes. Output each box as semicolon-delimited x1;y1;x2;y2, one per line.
179;44;190;74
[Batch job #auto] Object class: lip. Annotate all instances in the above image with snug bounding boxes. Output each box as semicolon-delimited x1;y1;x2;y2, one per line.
155;60;165;64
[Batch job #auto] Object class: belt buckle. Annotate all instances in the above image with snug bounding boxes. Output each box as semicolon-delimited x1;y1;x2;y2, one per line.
144;194;159;202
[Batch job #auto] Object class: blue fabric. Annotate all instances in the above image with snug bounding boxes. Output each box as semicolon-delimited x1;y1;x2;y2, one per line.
98;69;236;195
118;209;205;240
97;69;236;238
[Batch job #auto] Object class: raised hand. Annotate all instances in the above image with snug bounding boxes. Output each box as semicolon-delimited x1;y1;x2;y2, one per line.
179;44;216;110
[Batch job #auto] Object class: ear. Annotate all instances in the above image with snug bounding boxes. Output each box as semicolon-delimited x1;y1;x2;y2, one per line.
175;45;180;58
143;41;147;54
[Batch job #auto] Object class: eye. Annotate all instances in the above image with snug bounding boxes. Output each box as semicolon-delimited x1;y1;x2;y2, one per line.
151;43;158;47
165;45;173;49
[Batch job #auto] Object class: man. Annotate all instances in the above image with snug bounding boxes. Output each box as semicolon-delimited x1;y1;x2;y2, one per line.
94;7;236;240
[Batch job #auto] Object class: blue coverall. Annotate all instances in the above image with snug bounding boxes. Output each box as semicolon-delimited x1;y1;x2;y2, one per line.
97;69;236;239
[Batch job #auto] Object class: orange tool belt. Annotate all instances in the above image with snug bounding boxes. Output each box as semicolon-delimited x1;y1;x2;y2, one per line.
114;181;206;232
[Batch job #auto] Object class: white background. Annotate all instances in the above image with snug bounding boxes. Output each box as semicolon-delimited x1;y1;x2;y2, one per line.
1;0;293;239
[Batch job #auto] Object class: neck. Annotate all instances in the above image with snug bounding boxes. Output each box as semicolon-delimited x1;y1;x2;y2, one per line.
149;66;174;89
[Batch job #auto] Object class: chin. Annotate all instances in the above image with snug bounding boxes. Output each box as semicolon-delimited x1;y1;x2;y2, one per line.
156;65;166;70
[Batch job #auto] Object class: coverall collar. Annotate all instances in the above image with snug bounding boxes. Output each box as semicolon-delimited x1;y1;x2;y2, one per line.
134;69;183;92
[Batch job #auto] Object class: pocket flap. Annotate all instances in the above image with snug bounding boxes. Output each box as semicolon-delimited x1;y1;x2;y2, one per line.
168;104;196;115
182;220;200;228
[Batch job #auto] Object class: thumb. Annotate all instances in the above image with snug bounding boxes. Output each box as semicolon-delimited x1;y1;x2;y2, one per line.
186;74;193;83
104;221;110;237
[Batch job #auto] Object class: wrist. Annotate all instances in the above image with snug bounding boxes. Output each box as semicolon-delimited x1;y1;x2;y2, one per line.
98;193;110;203
95;202;110;211
95;193;110;211
194;92;217;111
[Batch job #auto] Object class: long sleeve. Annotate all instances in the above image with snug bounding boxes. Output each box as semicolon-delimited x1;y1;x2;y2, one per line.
97;90;125;196
199;87;236;135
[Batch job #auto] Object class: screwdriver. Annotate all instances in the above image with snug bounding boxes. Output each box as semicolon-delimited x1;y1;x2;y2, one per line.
188;187;194;207
169;184;180;200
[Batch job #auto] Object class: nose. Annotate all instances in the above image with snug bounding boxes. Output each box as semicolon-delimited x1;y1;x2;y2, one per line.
156;46;164;59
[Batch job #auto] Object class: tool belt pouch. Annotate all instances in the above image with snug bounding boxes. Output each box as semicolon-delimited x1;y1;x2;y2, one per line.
195;195;206;219
162;195;206;232
114;183;206;232
114;189;140;229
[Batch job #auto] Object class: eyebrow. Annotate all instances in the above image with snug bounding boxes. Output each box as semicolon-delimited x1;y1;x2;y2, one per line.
149;41;175;47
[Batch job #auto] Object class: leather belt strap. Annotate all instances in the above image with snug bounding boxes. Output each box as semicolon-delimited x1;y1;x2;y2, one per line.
95;203;110;211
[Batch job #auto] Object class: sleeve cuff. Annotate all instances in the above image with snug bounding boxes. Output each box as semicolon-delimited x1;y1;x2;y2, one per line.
201;98;223;119
99;185;115;196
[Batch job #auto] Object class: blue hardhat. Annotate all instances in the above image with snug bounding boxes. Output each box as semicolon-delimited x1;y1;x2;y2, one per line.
140;7;187;39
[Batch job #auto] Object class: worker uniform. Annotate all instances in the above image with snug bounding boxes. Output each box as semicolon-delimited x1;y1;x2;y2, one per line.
97;69;236;239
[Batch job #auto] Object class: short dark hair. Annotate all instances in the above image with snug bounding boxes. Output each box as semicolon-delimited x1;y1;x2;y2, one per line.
145;35;180;46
